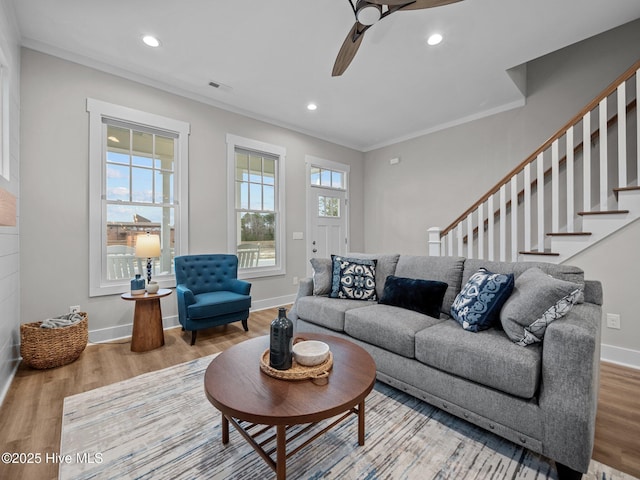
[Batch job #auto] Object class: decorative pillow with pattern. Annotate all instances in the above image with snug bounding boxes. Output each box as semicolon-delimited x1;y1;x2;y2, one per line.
450;268;515;332
500;267;583;346
330;255;377;301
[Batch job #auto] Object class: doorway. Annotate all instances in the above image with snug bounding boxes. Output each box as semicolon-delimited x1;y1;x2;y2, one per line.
305;156;350;276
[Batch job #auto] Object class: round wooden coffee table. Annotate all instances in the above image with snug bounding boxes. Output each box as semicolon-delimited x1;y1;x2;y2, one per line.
204;333;376;480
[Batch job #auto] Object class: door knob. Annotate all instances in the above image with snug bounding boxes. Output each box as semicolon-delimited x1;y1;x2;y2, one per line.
312;249;318;253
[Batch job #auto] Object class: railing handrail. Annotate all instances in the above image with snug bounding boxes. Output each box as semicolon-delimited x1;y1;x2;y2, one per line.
441;57;640;237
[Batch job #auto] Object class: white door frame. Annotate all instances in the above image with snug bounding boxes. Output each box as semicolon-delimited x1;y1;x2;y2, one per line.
305;155;350;277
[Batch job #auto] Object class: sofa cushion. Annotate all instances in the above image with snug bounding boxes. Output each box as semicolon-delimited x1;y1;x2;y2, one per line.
295;296;370;332
187;291;251;319
415;319;542;398
346;253;400;298
450;268;514;332
394;256;465;316
310;257;332;295
330;255;378;300
462;259;584;288
345;304;443;358
379;275;448;318
500;267;583;346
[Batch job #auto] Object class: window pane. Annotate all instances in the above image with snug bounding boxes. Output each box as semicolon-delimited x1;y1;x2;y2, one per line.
320;169;331;187
310;167;321;185
236;152;248;181
107;126;130;150
154;136;174;170
132;131;153;167
249;155;262;183
237;212;276;267
132;167;153;202
263;158;275;185
249;183;262;210
331;171;344;189
263;185;275;211
106;205;175;279
106;164;130;201
155;170;173;204
237;181;249;209
318;196;340;217
107;151;130;165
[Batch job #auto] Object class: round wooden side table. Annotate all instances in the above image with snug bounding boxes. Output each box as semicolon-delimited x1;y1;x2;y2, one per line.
121;289;172;352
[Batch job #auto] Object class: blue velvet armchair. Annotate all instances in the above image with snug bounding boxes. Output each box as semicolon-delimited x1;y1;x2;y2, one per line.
175;254;251;345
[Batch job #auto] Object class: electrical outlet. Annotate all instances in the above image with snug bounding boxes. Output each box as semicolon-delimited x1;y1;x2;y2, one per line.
293;276;299;285
606;313;621;329
69;305;81;314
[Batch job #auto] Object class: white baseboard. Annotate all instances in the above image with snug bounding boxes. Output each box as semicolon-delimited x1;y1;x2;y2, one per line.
87;295;296;344
601;343;640;370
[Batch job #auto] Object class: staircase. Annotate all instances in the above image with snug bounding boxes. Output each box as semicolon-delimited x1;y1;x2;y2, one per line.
428;59;640;264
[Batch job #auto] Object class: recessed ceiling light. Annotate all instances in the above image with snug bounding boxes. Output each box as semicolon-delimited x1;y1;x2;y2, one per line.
307;103;318;111
427;33;443;46
142;35;160;48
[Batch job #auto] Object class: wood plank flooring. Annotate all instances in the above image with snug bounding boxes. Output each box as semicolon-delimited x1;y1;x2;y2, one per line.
0;306;638;480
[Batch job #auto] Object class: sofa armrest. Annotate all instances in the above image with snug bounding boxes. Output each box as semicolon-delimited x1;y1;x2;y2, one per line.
289;278;314;322
229;279;252;296
176;284;196;326
538;299;602;473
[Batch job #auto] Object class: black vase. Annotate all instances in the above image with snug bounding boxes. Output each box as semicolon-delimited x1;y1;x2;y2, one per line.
269;307;293;370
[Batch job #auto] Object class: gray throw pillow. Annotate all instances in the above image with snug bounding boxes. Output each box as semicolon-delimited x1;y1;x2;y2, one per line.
310;258;332;295
500;267;583;346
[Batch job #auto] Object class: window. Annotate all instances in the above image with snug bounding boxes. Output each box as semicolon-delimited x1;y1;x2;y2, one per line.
318;196;341;217
227;134;285;278
88;99;190;296
310;166;344;189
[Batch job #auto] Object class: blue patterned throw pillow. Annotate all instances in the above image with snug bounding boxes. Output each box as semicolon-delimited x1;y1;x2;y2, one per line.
451;268;515;332
330;255;377;301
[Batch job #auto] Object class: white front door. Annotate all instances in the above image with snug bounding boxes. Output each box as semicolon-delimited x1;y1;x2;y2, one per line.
306;157;350;275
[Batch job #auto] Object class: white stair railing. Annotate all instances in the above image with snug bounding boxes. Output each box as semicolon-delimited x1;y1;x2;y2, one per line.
431;59;640;260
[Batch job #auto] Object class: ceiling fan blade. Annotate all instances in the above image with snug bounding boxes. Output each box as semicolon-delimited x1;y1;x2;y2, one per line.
332;23;367;77
367;0;411;5
399;0;464;11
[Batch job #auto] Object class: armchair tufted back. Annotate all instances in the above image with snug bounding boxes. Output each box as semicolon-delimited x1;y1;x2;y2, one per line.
175;254;240;295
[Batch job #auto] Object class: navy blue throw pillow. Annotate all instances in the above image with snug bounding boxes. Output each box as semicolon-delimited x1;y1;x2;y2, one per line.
451;268;515;332
379;275;448;318
330;255;377;301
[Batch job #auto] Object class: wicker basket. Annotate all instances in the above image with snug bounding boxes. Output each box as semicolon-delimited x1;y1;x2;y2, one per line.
20;313;89;369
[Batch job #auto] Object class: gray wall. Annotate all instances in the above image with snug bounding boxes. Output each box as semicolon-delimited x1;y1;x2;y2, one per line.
362;18;640;363
0;0;20;404
19;49;365;339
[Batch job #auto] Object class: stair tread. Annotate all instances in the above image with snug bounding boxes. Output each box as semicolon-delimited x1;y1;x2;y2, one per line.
519;250;560;256
547;232;592;236
613;186;640;192
578;209;629;216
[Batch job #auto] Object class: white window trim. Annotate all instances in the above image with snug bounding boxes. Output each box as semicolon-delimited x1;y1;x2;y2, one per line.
87;98;190;297
227;133;286;279
0;46;9;182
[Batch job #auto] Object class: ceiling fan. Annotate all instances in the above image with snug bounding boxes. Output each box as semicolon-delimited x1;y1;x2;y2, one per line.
332;0;464;76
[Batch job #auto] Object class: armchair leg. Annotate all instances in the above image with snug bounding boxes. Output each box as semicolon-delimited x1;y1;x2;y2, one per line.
242;318;249;331
191;330;197;346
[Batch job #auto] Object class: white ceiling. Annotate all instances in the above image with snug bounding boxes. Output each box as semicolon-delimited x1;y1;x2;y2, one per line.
10;0;640;151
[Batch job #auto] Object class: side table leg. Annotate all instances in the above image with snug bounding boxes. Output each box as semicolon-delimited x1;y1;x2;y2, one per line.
222;414;229;444
358;400;365;446
130;298;165;352
276;425;286;480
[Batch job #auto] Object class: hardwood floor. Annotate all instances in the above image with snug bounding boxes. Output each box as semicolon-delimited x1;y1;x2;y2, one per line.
0;306;638;479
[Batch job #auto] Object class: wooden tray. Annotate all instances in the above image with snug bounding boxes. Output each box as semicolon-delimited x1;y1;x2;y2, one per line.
260;349;333;385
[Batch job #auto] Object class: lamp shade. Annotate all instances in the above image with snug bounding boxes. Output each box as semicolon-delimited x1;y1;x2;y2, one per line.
135;234;161;258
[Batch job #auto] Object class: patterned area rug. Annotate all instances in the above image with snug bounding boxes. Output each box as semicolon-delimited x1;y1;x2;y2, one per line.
60;354;633;480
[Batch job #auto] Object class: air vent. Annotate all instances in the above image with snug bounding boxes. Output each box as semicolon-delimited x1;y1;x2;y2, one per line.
208;81;220;88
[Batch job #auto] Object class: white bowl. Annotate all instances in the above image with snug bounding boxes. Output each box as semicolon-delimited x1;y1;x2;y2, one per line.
292;340;330;366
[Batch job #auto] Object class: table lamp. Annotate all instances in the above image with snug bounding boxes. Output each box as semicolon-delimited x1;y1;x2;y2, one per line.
135;232;161;284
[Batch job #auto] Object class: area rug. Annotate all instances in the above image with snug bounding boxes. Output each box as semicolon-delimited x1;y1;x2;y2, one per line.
60;355;634;480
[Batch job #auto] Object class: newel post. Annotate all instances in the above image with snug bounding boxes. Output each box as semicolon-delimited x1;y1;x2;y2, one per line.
428;227;442;256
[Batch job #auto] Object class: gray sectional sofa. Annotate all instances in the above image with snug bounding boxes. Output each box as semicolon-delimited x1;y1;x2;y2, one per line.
290;254;602;479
